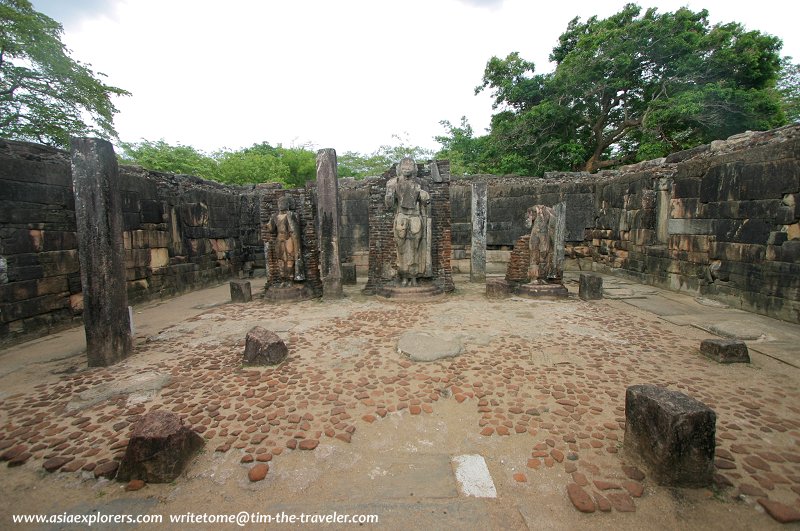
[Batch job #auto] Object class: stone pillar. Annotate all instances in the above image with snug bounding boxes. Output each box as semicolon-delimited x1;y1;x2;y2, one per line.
470;181;487;282
71;138;132;367
316;148;343;298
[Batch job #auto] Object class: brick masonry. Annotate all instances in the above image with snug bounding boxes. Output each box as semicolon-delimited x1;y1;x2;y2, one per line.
363;161;454;295
259;186;322;297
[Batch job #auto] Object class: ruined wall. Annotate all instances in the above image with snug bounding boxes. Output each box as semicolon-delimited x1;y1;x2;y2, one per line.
0;139;264;346
588;126;800;322
0;141;81;343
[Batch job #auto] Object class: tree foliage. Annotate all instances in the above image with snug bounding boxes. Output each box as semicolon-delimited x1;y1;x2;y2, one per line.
338;133;434;178
119;140;320;188
0;0;129;147
440;4;788;175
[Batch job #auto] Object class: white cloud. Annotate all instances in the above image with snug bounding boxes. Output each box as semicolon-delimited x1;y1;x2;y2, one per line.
48;0;800;155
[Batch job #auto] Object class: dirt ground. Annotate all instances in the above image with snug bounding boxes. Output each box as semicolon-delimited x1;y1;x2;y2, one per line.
1;274;799;530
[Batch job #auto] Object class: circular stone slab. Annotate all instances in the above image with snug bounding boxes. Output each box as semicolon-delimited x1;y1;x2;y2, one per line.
397;332;463;362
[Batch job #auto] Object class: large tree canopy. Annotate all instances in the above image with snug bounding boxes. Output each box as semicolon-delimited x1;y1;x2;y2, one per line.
0;0;129;147
456;3;788;175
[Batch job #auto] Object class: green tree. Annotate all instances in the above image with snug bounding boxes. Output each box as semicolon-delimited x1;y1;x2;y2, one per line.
0;0;129;147
778;58;800;122
435;117;495;175
338;133;434;178
215;143;289;186
120;139;219;179
474;4;787;174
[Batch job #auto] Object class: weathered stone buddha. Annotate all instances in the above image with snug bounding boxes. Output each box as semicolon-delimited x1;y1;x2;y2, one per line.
385;157;431;286
526;204;561;283
266;195;304;287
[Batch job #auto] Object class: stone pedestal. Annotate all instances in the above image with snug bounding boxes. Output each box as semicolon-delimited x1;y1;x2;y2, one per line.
263;284;317;303
70;138;132;367
316;149;343;299
700;339;750;363
116;411;204;483
378;282;444;301
516;281;569;299
624;384;716;487
230;280;252;302
244;326;288;365
579;273;603;300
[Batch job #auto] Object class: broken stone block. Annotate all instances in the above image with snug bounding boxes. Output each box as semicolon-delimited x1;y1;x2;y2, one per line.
624;384;716;487
341;262;357;285
243;326;288;365
700;339;750;364
116;411;204;483
230;280;252;303
579;273;603;300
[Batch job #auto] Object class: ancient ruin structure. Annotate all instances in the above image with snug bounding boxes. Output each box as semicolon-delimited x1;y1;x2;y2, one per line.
2;125;799;346
364;158;454;298
261;188;322;302
385;157;431;287
487;202;568;298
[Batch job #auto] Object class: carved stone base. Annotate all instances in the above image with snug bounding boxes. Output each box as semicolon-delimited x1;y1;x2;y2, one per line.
517;281;569;299
378;282;444;301
486;279;568;299
264;284;319;303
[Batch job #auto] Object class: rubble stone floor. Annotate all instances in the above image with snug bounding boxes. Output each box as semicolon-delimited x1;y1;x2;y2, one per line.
1;273;799;529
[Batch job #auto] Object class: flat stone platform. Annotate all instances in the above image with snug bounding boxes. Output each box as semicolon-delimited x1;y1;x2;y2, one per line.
0;273;799;528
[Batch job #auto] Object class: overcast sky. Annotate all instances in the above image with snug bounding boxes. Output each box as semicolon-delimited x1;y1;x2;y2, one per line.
31;0;800;156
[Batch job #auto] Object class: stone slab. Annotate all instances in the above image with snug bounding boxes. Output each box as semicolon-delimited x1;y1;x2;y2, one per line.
452;454;497;498
360;454;459;500
397;332;463;362
66;371;171;412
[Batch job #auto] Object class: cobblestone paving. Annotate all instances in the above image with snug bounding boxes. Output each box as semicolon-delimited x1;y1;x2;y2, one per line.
1;285;799;524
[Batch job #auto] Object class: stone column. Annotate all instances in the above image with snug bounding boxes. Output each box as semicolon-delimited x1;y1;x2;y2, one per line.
470;181;487;282
316;148;343;298
71;138;132;366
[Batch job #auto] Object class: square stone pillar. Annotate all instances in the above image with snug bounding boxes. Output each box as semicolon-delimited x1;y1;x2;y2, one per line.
71;138;132;366
316;148;343;298
470;181;487;282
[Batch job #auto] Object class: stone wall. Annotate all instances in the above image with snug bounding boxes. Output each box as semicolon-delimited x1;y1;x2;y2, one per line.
0;139;264;346
587;126;800;322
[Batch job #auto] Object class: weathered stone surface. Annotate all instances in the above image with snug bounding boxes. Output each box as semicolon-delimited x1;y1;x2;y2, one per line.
579;273;603;300
485;278;511;298
243;326;288;365
397;331;462;362
757;499;800;523
566;483;596;513
116;410;204;483
71;137;132;367
471;181;487;282
700;339;750;364
316;149;343;298
43;456;73;472
341;262;357;285
229;280;252;303
248;463;269;482
624;384;716;487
